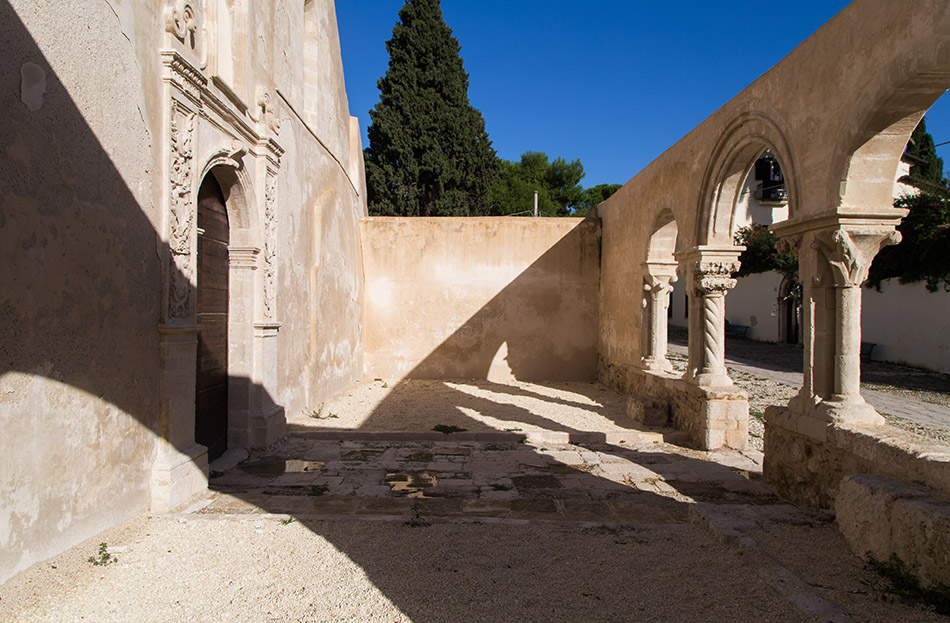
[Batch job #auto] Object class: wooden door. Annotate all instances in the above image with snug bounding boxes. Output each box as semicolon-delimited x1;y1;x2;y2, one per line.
195;174;229;461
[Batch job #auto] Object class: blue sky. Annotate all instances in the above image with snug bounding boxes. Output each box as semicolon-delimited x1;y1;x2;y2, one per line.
335;2;950;188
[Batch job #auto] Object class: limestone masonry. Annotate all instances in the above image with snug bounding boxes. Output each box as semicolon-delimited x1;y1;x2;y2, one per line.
1;0;948;592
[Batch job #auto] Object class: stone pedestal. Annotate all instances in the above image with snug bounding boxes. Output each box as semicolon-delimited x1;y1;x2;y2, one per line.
150;324;209;513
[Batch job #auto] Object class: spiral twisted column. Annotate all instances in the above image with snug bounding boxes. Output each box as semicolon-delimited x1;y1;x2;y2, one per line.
693;264;737;386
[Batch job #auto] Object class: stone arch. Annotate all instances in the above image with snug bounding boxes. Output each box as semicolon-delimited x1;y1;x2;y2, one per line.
835;66;950;213
641;204;679;373
697;108;799;247
646;205;679;263
197;149;260;246
193;152;276;452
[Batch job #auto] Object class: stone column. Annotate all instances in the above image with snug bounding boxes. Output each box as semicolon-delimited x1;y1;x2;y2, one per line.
640;261;677;373
811;228;901;425
688;257;740;387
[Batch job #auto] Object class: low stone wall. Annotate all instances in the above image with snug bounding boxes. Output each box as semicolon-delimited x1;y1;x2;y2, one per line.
599;357;748;450
836;474;950;589
764;406;950;508
362;217;601;381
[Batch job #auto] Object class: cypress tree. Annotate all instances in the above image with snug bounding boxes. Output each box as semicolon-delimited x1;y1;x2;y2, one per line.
906;117;947;191
364;0;499;216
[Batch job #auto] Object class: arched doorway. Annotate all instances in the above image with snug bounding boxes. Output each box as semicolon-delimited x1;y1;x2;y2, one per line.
779;274;801;345
195;173;230;461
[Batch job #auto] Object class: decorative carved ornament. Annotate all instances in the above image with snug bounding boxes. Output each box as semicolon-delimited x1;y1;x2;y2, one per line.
165;1;198;41
811;229;901;287
161;51;207;104
167;100;196;320
693;260;739;294
643;274;676;298
775;234;802;257
263;172;277;319
253;86;281;134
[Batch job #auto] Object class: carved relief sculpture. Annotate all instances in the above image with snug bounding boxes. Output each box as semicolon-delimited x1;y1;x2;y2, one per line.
263;172;277;319
167;101;197;321
164;1;198;42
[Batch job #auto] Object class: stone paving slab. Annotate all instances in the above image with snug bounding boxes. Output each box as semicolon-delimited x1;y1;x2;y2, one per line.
201;436;775;527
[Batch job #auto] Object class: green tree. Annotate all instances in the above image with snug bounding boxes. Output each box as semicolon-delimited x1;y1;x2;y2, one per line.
490;151;586;216
904;118;947;191
867;117;950;292
733;223;798;278
364;0;499;216
577;183;622;214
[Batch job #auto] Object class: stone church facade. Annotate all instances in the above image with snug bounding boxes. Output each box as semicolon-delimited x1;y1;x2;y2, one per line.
2;0;366;580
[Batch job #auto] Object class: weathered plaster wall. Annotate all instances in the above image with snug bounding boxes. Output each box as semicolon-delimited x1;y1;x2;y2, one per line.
1;0;365;584
723;272;785;343
862;280;950;373
362;218;601;381
270;0;366;422
1;0;163;583
276;108;365;421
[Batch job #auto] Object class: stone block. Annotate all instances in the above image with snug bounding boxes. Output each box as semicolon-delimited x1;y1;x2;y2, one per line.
836;474;950;588
626;395;669;427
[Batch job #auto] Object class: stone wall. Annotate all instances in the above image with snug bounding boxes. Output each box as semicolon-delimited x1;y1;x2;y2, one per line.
862;280;950;374
599;358;748;451
362;217;601;381
0;0;365;584
764;407;950;508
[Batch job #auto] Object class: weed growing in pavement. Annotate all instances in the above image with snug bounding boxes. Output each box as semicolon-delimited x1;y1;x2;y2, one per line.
87;543;117;566
306;405;338;420
404;501;430;528
405;452;433;462
306;485;329;496
280;517;296;525
432;424;466;434
863;553;950;615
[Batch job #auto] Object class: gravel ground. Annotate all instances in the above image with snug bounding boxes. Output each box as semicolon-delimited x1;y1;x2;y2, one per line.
3;508;946;622
4;336;949;621
289;378;639;436
668;327;950;449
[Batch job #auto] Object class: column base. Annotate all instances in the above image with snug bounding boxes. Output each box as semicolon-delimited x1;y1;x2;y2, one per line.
149;441;208;513
818;395;885;426
252;404;286;448
641;356;674;373
692;370;734;389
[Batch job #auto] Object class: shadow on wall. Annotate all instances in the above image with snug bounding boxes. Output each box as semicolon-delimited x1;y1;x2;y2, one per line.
406;224;601;381
1;8;792;621
361;217;602;382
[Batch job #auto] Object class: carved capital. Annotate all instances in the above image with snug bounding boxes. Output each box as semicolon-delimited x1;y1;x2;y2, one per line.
775;234;803;257
811;228;901;287
165;1;198;41
693;260;739;294
644;273;676;296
